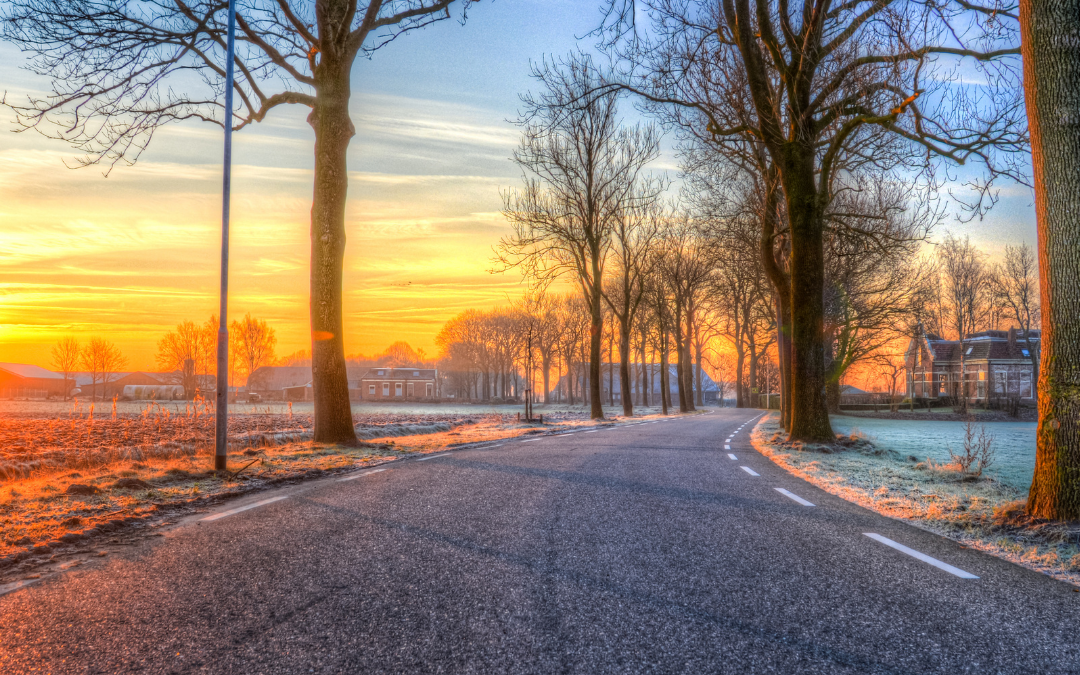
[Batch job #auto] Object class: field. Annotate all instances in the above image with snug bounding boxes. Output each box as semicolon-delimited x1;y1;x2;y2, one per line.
830;414;1037;491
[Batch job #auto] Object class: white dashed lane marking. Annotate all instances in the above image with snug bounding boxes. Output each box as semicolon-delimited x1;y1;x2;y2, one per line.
201;495;290;521
520;438;541;443
863;533;979;579
724;444;731;450
417;453;451;460
338;468;387;482
775;488;815;507
740;466;760;477
727;453;737;460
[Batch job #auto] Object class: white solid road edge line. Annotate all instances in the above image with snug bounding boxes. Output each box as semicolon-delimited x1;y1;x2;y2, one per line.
740;466;760;476
338;468;388;482
863;533;979;579
201;495;290;522
727;453;738;460
775;488;815;507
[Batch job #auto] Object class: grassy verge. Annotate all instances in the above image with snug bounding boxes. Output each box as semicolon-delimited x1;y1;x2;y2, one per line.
751;412;1080;586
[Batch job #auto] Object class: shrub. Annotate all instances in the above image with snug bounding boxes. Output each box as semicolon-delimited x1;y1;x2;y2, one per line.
948;421;996;478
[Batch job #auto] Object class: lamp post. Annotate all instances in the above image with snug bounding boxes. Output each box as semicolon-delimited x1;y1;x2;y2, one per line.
214;0;238;472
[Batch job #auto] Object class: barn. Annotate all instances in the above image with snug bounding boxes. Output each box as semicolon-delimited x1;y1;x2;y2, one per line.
0;363;71;399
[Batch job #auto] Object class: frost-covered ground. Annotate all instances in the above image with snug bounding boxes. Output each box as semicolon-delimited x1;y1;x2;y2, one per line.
830;415;1036;492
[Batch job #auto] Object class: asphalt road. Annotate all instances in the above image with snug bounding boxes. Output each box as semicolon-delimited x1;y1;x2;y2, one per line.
2;410;1079;674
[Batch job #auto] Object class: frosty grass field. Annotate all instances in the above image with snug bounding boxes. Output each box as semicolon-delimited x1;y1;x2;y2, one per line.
830;415;1037;491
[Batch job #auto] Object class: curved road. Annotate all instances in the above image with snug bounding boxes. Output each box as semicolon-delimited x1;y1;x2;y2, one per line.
2;410;1079;673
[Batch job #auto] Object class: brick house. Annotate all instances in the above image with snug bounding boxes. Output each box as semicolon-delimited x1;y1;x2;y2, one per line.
905;326;1040;405
359;368;437;400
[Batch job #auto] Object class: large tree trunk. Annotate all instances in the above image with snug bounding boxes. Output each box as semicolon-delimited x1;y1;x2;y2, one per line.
1021;0;1080;520
734;344;745;408
778;297;793;430
619;323;634;416
783;160;834;442
673;302;690;413
694;339;704;407
635;328;643;406
542;352;552;404
589;259;605;419
309;66;357;444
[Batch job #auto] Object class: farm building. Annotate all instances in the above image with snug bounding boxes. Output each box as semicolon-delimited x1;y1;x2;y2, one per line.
246;366;427;401
358;368;438;401
0;363;71;399
905;326;1040;405
74;371;168;400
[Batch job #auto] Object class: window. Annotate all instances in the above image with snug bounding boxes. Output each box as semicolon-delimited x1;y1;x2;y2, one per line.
413;371;420;376
965;347;973;356
382;383;389;396
426;383;433;397
395;382;403;396
1022;349;1030;358
368;384;375;395
378;370;385;375
407;382;414;397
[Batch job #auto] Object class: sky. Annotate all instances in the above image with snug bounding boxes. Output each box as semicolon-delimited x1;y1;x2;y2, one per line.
0;1;1038;372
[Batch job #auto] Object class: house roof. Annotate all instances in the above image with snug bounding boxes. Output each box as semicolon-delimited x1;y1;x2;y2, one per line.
0;363;65;380
922;329;1041;364
359;368;438;381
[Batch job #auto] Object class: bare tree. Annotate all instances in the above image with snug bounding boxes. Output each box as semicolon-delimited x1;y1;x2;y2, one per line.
81;337;127;401
1019;0;1080;519
2;0;486;443
158;320;211;399
939;234;990;412
600;1;1026;441
230;314;278;386
50;337;80;400
498;58;661;419
991;242;1040;372
603;188;663;415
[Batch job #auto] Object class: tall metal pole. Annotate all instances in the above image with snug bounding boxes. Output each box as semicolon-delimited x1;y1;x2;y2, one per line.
214;0;238;472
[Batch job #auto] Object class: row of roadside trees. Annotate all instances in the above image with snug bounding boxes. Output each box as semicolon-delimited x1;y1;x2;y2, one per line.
6;1;1079;518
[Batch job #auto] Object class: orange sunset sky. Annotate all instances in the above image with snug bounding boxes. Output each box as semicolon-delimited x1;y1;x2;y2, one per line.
0;2;1037;373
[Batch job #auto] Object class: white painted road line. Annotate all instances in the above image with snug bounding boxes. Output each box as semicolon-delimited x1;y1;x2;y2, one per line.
740;466;760;476
585;430;599;433
201;495;290;522
338;468;387;482
727;453;738;460
417;453;451;460
863;533;979;579
725;438;732;443
775;488;815;507
724;444;731;450
0;578;40;598
521;438;541;442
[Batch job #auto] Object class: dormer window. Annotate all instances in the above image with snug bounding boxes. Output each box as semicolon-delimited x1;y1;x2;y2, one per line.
378;369;385;375
413;371;420;376
1022;349;1030;357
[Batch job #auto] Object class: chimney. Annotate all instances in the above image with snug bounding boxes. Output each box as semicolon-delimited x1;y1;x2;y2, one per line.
1008;327;1017;353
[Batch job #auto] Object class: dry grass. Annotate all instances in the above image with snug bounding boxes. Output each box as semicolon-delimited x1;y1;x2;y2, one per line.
752;413;1080;586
